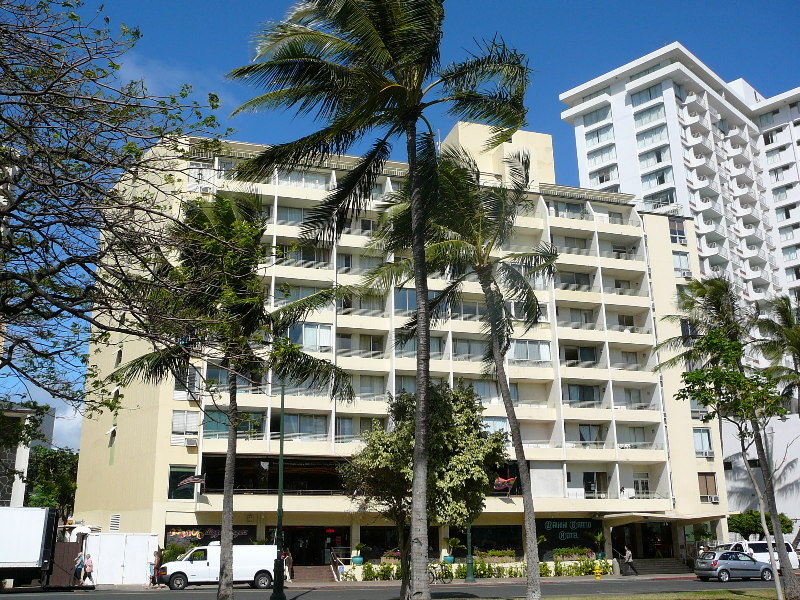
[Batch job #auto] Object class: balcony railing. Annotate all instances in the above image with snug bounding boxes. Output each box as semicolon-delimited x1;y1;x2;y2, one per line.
337;307;388;318
610;361;649;371
565;440;608;450
603;286;646;296
614;400;657;411
555;282;597;292
555;246;593;256
551;210;592;221
269;432;329;442
599;250;643;261
336;348;387;359
507;358;551;368
452;352;486;363
203;431;266;440
560;359;603;369
618;441;664;450
562;398;607;409
395;350;445;360
278;258;332;269
607;324;650;334
522;440;563;449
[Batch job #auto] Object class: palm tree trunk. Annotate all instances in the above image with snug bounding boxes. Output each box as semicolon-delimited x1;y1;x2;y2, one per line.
478;273;541;600
217;355;238;600
740;434;784;600
405;121;432;600
398;523;411;599
751;420;800;599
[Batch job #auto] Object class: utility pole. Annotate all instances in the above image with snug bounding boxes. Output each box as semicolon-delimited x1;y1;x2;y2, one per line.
270;385;286;600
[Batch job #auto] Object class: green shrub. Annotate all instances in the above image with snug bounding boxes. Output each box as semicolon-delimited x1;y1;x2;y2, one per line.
539;562;551;577
362;562;377;581
376;563;396;580
340;569;357;581
552;558;565;576
454;563;467;579
162;543;192;564
552;546;593;560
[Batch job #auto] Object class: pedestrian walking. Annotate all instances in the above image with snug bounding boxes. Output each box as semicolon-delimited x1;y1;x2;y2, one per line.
73;551;84;586
624;545;639;576
146;551;158;588
283;547;294;582
82;554;94;585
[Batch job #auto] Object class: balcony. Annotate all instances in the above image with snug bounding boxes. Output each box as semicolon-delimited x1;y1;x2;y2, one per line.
614;399;658;411
562;398;609;409
684;132;713;154
550;209;593;221
727;126;748;145
277;257;333;270
618;441;664;450
610;361;649;371
337;307;388;318
683;111;711;133
687;176;720;196
685;153;717;176
603;285;647;296
336;347;387;359
507;358;551;368
554;245;594;257
559;359;604;369
558;320;600;331
269;431;329;442
606;324;651;335
689;196;723;216
731;183;757;204
554;282;598;293
564;440;611;450
681;91;708;111
598;249;644;261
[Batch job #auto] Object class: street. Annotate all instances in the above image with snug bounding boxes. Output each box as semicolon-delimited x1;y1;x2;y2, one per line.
0;578;774;599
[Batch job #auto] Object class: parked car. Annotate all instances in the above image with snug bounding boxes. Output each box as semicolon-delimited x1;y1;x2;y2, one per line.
695;550;773;582
715;541;799;570
158;542;278;590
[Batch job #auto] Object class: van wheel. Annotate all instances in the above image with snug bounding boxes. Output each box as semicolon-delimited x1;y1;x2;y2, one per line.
762;569;774;581
254;571;273;589
169;573;188;590
718;569;730;582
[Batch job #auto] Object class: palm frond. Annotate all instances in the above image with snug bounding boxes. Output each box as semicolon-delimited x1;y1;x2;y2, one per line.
110;345;191;387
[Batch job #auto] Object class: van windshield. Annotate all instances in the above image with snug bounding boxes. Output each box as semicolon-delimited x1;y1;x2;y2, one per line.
749;543;767;553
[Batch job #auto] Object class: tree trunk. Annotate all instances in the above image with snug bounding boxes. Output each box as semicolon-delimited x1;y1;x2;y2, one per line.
478;272;541;600
405;122;432;600
217;355;238;600
739;433;783;600
399;524;411;599
752;419;800;599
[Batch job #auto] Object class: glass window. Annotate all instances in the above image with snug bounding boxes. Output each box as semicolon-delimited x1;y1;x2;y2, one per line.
629;63;665;82
585;125;614;148
359;416;385;435
589;165;618;186
288;323;332;351
483;416;509;434
335;417;354;438
643;188;676;209
641;167;673;190
698;473;717;500
773;187;790;203
624;388;642;405
759;111;777;128
510;340;550;362
631;83;662;107
669;218;686;244
453;338;487;358
634;104;666;128
582;86;610;102
394;288;417;312
694;428;712;453
784;246;798;261
168;466;196;500
359;375;384;398
171;411;199;444
639;146;671;169
396;376;416;394
673;251;690;276
636;125;668;149
587;145;616;168
583;105;611;127
766;148;782;165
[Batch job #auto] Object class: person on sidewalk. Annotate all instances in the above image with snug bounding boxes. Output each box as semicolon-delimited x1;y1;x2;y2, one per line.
73;552;85;586
624;545;639;576
83;554;94;586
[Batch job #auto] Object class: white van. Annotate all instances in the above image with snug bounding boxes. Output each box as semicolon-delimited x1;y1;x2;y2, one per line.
716;541;799;570
158;542;278;590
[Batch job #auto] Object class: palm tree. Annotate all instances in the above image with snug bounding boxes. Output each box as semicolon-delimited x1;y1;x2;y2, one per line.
367;145;556;600
111;195;353;600
229;4;528;596
658;278;800;600
755;296;800;413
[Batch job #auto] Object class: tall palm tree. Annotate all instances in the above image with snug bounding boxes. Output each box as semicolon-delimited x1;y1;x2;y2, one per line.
755;296;800;412
111;195;353;600
658;278;800;600
367;145;556;600
229;4;528;596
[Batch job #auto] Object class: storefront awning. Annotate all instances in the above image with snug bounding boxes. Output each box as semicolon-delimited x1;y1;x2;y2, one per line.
602;512;728;528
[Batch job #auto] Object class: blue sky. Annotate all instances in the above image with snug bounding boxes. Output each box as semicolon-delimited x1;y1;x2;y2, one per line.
52;0;799;448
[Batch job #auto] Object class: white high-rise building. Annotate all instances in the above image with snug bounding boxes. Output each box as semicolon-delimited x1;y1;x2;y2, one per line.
560;42;800;315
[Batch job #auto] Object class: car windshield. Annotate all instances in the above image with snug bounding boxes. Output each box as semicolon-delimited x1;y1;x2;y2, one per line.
178;549;194;561
700;552;717;559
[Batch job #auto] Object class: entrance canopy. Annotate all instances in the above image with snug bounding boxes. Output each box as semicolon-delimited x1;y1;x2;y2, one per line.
603;512;727;528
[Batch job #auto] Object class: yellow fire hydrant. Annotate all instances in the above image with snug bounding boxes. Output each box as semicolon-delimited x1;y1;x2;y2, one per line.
594;564;602;580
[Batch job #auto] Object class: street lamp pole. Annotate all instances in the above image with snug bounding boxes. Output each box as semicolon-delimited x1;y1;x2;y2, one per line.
465;523;475;583
270;385;286;600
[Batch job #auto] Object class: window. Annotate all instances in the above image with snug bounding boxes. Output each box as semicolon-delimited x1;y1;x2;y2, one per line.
288;322;332;352
203;410;265;439
277;284;326;305
168;466;196;500
636;125;668;149
483;417;509;435
359;375;384;398
280;245;329;265
766;148;782;165
563;345;598;363
698;473;718;502
587;145;617;167
510;340;551;362
617;314;635;328
777;204;796;222
784;246;799;262
644;188;676;208
641;167;673;190
565;384;601;404
763;128;782;145
634;104;666;128
282;413;328;437
585;124;614;148
359;334;384;354
621;351;639;365
624;388;642;406
394;288;416;312
608;211;624;224
565;307;594;324
773;186;791;203
335;417;354;439
583;105;611;127
673;251;690;277
589;165;618;186
396;376;416;394
633;472;650;497
453;337;488;359
277;170;328;189
759;111;777;128
558;271;591;287
669;218;686;244
276;205;308;224
360;416;385;435
639;146;671;169
397;336;443;356
629;62;665;82
582;86;610;103
631;83;662;107
171;411;199;445
579;423;602;442
563;236;588;250
694;428;713;456
779;225;798;241
771;166;791;183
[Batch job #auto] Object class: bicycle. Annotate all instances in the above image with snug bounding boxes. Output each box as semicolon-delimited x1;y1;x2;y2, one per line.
428;563;453;585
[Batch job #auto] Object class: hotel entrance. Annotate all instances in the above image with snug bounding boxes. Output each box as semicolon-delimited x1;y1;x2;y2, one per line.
275;526;350;566
611;521;674;559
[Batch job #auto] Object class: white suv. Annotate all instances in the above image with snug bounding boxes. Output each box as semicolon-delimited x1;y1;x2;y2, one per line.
716;541;799;570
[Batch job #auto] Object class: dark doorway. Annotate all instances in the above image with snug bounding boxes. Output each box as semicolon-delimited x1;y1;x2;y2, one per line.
272;526;350;565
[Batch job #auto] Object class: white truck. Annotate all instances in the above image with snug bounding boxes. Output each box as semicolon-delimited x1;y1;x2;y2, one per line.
158;541;278;590
0;507;58;586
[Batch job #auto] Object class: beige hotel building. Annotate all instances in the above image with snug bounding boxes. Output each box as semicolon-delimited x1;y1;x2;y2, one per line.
74;122;729;567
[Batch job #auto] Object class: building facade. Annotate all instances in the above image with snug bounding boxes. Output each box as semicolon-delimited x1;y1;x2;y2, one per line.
74;122;728;565
559;43;800;327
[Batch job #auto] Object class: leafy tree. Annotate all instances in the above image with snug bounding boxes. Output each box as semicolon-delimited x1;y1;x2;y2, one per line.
112;194;353;600
675;329;796;600
229;4;528;596
340;383;507;598
0;0;225;427
25;446;79;524
366;145;556;592
755;296;800;413
729;510;793;540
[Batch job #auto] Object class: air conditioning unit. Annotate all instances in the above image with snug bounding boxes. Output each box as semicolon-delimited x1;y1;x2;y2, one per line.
697;450;715;458
679;269;693;278
200;186;213;194
710;494;720;503
185;437;199;447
